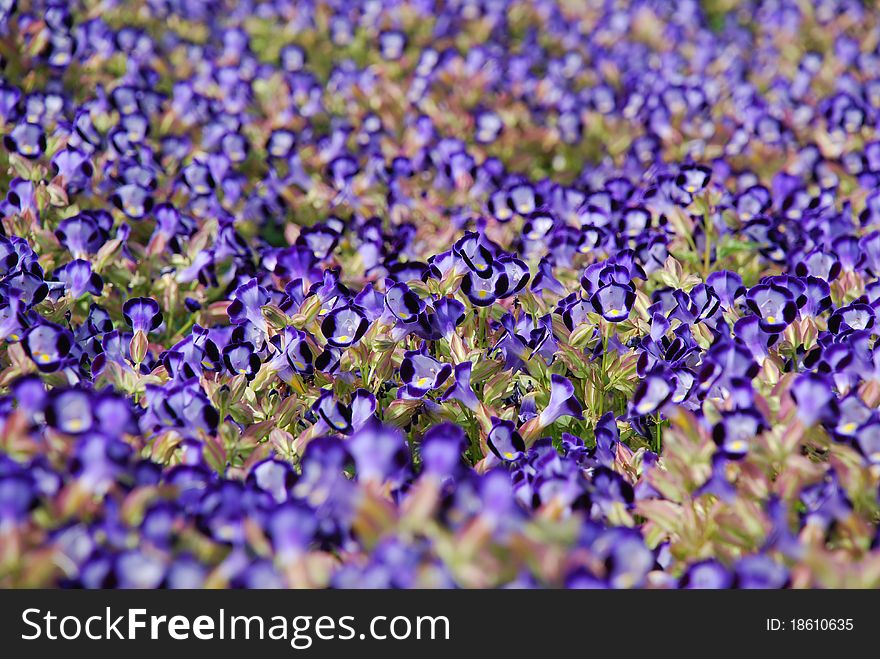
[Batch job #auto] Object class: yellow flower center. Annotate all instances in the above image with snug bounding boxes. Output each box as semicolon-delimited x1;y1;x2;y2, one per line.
728;440;746;452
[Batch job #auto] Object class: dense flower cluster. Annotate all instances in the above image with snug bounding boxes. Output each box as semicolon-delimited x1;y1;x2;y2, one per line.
2;0;880;588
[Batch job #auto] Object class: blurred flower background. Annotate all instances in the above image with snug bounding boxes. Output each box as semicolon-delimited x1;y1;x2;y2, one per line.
1;0;880;588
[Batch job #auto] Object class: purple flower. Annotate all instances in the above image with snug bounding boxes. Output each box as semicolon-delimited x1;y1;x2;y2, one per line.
828;302;875;335
461;265;509;307
45;388;94;434
475;110;503;144
385;282;425;324
735;555;789;589
378;30;406;61
266;501;317;560
54;259;103;298
54;213;108;258
429;297;466;340
538;375;584;427
227;278;270;332
4;121;46;159
440;362;480;412
631;368;675;416
487;418;526;462
110;183;153;220
268;327;314;379
348;419;410;484
321;305;368;348
706;270;746;310
420;423;468;478
122;297;163;334
591;282;636;322
680;560;734;589
399;346;452;397
712;409;766;459
142;380;218;436
746;283;796;333
222;341;261;380
675;164;712;194
790;372;838;427
23;322;73;372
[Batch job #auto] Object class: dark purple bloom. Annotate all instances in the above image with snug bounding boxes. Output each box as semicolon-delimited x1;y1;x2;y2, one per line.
461;266;508;307
675;164;712;194
321;305;368;348
790;372;838;427
537;375;583;427
268;327;314;379
828;302;875;335
385;282;425;324
420;423;468;478
487;418;526;462
591;282;636;322
440;362;480;412
400;346;452;396
706;270;746;310
110;183;153;220
227;278;270;332
45;388;94;435
348;419;410;484
712;409;766;459
378;30;406;61
631;368;675;416
4;121;46;159
55;213;108;258
266;501;317;560
54;259;103;298
429;297;466;340
680;560;734;589
734;556;789;589
123;297;163;333
222;341;261;380
142;380;218;436
23;322;73;372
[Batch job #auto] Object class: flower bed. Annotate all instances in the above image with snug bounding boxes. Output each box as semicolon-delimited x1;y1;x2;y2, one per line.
1;0;879;588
